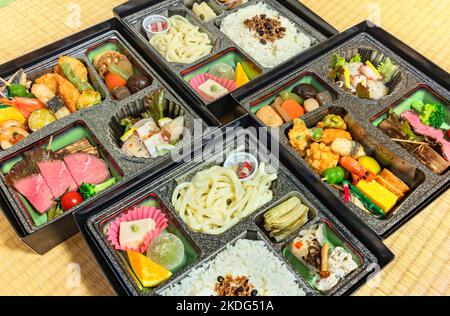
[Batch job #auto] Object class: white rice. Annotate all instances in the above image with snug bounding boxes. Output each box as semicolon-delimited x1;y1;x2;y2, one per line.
161;239;306;296
220;2;312;68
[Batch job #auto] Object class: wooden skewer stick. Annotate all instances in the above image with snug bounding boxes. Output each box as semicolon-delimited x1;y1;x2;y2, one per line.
0;77;11;86
46;136;54;160
391;138;428;146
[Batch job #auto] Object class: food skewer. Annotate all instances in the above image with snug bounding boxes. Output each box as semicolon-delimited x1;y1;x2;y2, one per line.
390;138;429;146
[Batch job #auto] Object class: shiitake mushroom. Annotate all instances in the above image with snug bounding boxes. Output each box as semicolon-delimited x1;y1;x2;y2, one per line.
126;74;153;94
292;83;318;99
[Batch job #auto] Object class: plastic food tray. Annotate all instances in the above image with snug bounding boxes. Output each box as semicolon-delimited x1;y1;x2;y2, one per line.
74;124;393;296
238;21;450;238
0;19;207;254
112;0;337;123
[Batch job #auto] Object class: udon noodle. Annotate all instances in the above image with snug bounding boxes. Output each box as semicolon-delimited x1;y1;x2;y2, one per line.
149;15;213;64
172;163;277;235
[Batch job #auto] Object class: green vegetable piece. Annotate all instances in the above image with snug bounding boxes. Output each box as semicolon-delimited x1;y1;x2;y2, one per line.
79;178;117;200
401;121;422;141
240;61;261;80
411;100;424;113
8;83;28;98
349;54;362;63
377;57;397;83
310;127;323;141
419;103;445;128
28;205;48;226
280;91;303;104
131;224;139;233
120;117;139;133
108;63;132;81
145;89;166;122
331;53;347;69
60;62;94;92
322;114;347;129
47;203;64;221
323;167;345;184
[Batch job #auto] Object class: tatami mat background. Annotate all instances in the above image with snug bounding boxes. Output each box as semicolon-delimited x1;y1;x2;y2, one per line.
0;0;448;296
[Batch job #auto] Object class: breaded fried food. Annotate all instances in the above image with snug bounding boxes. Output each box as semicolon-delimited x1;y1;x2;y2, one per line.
55;56;88;82
320;128;352;146
35;73;58;94
288;118;311;156
55;74;79;112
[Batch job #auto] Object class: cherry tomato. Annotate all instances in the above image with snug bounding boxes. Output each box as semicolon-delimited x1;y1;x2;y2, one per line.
105;72;127;92
61;192;84;211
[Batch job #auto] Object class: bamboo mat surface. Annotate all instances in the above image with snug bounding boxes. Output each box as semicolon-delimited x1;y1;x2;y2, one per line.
0;0;448;296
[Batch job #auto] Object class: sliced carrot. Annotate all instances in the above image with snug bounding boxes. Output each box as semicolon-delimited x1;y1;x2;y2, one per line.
105;72;127;92
294;241;303;249
281;99;304;119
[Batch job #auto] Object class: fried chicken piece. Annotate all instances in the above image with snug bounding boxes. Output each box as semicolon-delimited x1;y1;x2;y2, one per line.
34;73;58;94
320;128;352;146
306;142;339;175
55;74;79;112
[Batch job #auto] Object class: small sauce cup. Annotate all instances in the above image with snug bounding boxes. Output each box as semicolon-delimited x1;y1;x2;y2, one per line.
142;15;171;39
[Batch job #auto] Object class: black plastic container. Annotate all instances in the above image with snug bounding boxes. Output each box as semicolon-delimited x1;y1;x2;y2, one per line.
0;18;213;254
74;115;394;296
235;21;450;238
112;0;339;125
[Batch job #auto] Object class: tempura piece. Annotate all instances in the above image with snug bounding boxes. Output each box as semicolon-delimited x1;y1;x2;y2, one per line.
35;73;58;94
55;56;88;82
55;74;79;113
320;129;352;146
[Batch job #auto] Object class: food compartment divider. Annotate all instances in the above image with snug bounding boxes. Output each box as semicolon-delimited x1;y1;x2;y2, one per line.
0;18;209;254
75;122;388;296
237;21;450;238
112;0;335;120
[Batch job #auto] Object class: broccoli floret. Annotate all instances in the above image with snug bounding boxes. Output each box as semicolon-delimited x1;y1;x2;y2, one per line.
419;103;445;128
79;178;117;199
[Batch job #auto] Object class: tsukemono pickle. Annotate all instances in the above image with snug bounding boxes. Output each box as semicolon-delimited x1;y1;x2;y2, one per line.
328;48;400;100
104;195;199;290
1;124;121;227
288;112;414;218
372;86;450;175
254;79;335;127
87;40;152;101
0;57;102;150
162;238;306;296
262;194;314;242
284;221;363;293
172;150;277;234
189;1;221;22
182;48;262;103
219;2;313;68
117;89;185;159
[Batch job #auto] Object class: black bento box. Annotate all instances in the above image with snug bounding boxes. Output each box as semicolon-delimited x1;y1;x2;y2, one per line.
112;0;338;125
234;20;450;238
74;115;394;296
0;18;212;254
